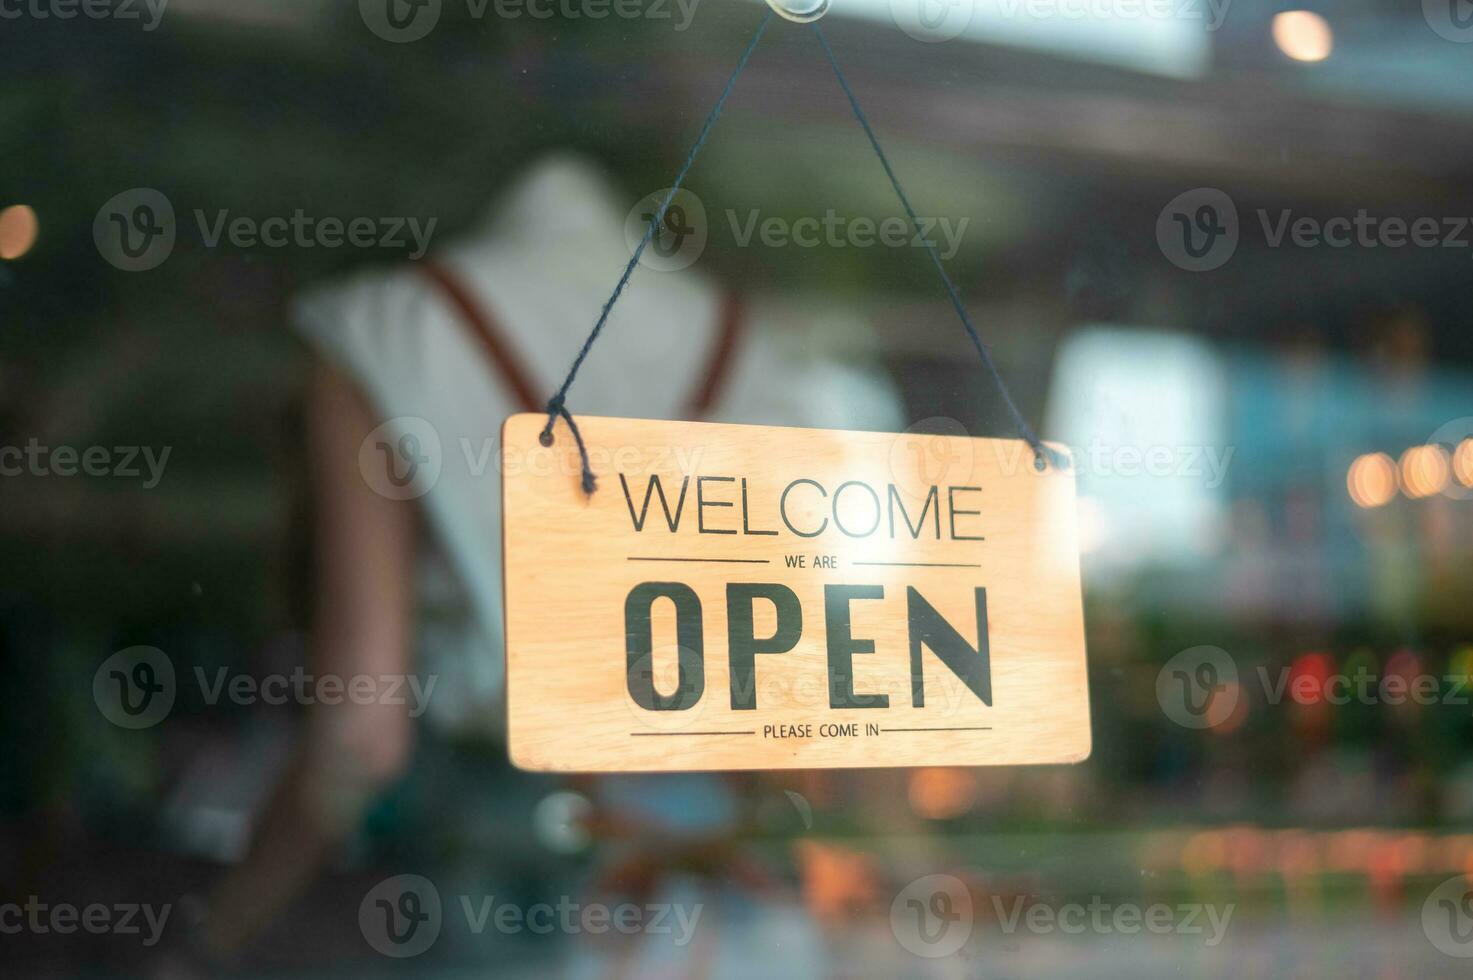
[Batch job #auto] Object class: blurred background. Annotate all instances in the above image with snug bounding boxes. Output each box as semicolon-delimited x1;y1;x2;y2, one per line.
3;0;1473;976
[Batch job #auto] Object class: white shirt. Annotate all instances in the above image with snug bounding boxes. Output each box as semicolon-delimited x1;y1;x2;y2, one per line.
292;154;901;734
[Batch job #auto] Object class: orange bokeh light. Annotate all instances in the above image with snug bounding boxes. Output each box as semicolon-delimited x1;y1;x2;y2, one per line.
0;205;39;260
908;768;978;820
1272;11;1333;63
1399;445;1450;499
1347;452;1397;508
1454;439;1473;489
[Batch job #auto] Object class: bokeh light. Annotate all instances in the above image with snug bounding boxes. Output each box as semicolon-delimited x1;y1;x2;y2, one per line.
1399;444;1450;499
1347;452;1397;508
908;768;978;820
1289;651;1335;705
1273;11;1334;62
0;204;38;260
1454;439;1473;489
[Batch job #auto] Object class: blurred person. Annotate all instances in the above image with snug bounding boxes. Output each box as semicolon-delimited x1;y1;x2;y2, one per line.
193;154;903;964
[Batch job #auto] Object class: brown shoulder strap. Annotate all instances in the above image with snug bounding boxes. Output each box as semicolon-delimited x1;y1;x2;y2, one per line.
421;262;542;413
425;263;743;420
685;291;745;419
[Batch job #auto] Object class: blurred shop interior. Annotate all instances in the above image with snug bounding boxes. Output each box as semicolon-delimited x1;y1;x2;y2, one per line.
3;0;1473;975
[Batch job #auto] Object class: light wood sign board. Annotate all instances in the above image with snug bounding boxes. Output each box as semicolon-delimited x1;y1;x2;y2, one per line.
501;414;1090;772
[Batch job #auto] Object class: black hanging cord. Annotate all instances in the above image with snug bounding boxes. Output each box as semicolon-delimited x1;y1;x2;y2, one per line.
538;8;776;492
541;9;1058;495
810;22;1059;472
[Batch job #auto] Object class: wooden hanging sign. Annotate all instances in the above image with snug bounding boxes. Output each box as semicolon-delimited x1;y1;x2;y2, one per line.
501;414;1090;772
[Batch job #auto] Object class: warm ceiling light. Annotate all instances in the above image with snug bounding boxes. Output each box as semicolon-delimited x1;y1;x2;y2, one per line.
1454;439;1473;489
1400;445;1450;499
1348;453;1397;509
1273;11;1333;63
0;204;38;260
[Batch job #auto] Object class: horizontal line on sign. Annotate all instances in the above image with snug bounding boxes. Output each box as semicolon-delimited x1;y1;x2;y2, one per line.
852;561;982;568
629;731;755;737
880;726;993;732
626;557;770;564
